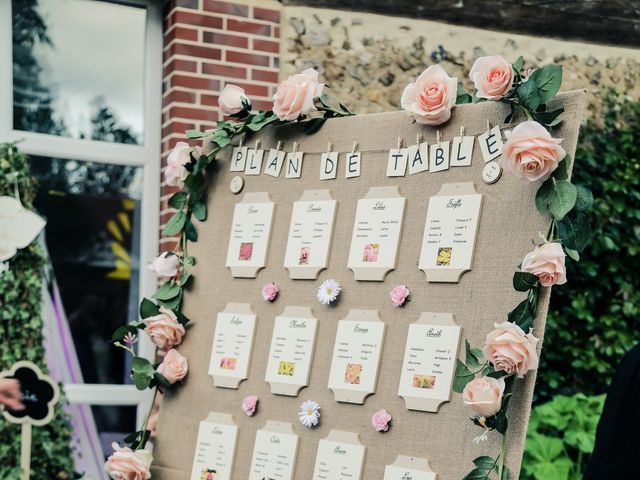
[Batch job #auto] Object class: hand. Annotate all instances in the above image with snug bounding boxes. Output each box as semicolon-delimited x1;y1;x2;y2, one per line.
0;379;24;411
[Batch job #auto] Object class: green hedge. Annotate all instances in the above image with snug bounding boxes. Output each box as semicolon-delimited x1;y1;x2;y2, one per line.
0;144;75;479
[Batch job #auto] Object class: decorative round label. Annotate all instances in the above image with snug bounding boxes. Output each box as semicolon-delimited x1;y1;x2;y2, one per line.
482;161;502;184
230;175;244;194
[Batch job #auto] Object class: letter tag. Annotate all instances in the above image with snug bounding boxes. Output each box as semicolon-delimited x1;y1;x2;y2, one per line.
230;146;248;172
320;151;339;180
478;126;503;163
387;148;408;177
429;142;450;173
450;136;475;167
244;148;265;175
285;152;304;179
345;151;361;179
264;148;286;177
407;142;429;175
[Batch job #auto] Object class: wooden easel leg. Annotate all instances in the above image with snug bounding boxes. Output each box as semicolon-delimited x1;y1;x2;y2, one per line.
20;423;32;480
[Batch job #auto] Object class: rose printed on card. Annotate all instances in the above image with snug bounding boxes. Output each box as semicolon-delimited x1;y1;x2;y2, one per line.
413;374;436;389
362;243;380;263
299;246;310;265
239;242;253;261
344;363;363;385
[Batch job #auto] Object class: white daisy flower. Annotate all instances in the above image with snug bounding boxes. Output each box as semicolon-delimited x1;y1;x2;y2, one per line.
317;279;341;305
298;399;320;428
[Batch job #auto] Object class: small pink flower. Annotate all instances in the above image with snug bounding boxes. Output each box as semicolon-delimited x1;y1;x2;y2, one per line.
104;443;152;480
390;285;409;307
462;376;505;418
123;332;138;345
371;409;392;432
242;395;258;417
261;282;279;302
483;322;539;378
218;84;250;117
147;251;180;283
521;242;567;287
272;68;324;121
401;64;457;126
156;349;189;384
469;55;515;100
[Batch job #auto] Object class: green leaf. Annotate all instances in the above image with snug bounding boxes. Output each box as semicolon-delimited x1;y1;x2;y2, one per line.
516;79;541;112
463;468;490;480
303;117;327;134
534;107;564;127
139;298;160;319
465;340;482;368
456;83;473;104
131;356;155;390
154;282;181;301
111;324;138;342
175;310;190;326
574;185;594;211
185;217;198;242
513;56;524;73
508;298;535;330
158;295;181;311
536;178;577;220
530;64;563;104
565;248;580;262
513;271;539;292
184;256;196;266
192;201;207;221
185;129;205;138
168;191;187;210
552;157;570;181
164;211;187;236
453;359;474;393
556;211;591;252
473;456;496;470
153;371;171;388
179;271;192;287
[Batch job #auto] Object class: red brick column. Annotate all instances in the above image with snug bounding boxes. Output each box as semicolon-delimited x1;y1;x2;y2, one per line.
160;0;281;250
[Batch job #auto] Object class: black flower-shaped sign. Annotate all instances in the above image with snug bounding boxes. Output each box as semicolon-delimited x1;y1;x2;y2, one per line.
0;361;59;426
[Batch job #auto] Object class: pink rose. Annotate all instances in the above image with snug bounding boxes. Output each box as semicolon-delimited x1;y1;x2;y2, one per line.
143;307;185;351
521;242;567;287
261;282;279;302
483;322;539;378
157;349;188;384
272;68;324;121
371;409;392;432
462;376;505;418
165;141;191;188
147;252;180;283
218;84;250;117
390;285;409;307
400;64;457;126
242;394;258;417
469;55;515;100
500;121;566;181
104;442;152;480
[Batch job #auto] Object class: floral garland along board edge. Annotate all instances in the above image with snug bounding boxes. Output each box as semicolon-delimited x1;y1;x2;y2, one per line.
104;55;593;480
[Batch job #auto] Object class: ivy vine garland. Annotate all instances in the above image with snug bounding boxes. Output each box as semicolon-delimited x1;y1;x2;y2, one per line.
107;56;592;480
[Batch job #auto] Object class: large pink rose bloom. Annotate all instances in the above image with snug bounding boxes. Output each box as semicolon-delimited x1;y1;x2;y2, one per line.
462;376;505;418
272;68;324;121
521;242;567;287
483;322;539;378
469;55;514;100
157;348;189;384
104;443;152;480
218;84;250;117
500;121;566;181
400;64;457;126
164;141;191;188
143;307;185;351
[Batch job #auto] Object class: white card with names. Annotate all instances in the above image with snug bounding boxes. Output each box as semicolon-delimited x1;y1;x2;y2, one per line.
249;421;299;480
225;192;274;278
312;431;366;480
265;307;318;396
398;313;461;412
347;186;406;281
384;455;437;480
208;304;256;389
419;183;482;283
328;310;385;404
190;412;238;480
284;190;337;279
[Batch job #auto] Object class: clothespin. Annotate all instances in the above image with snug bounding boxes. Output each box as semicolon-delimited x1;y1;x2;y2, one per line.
416;133;422;144
436;131;441;144
397;137;403;149
276;140;282;151
292;141;298;153
351;141;359;153
486;119;491;132
327;142;333;152
255;139;261;150
460;126;465;137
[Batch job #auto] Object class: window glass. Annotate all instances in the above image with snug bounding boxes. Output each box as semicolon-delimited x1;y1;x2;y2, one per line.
31;156;142;388
12;0;146;144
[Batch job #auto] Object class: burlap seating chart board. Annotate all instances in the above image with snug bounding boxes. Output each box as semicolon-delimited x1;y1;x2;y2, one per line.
152;90;586;479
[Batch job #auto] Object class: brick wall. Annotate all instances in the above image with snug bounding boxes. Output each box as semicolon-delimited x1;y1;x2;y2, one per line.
161;0;281;250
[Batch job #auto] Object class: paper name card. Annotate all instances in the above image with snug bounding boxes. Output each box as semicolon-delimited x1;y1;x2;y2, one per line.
398;313;461;412
384;455;437;480
265;307;318;396
419;183;483;282
328;310;385;404
249;421;299;480
312;430;366;480
225;192;274;278
284;190;337;279
208;303;257;389
190;412;238;480
347;186;406;281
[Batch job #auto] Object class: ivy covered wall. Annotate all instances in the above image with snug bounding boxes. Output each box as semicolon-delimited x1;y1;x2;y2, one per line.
0;144;75;479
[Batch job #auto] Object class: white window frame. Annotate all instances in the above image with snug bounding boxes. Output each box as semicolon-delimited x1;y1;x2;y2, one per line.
0;0;163;428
